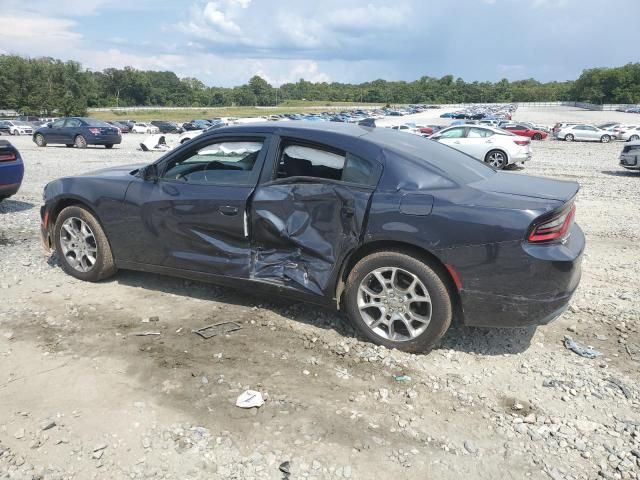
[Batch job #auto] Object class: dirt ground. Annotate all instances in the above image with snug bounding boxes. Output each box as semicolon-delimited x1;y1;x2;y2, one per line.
0;106;639;480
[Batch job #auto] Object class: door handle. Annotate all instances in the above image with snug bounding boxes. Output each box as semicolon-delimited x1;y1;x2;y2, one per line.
218;205;239;216
342;206;355;217
453;140;461;144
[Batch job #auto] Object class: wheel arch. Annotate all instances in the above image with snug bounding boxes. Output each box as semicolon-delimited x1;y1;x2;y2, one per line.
335;240;463;320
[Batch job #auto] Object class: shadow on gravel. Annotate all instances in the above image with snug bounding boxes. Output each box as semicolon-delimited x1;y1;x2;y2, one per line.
0;199;34;213
601;170;640;177
112;270;535;356
439;324;536;355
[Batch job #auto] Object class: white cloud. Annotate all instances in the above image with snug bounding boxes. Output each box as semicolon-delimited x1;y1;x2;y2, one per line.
0;16;82;55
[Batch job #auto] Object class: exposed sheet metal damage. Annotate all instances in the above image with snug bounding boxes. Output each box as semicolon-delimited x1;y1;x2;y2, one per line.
249;183;370;295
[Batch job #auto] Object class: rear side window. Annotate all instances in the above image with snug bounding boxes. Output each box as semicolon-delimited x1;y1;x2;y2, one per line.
277;143;376;186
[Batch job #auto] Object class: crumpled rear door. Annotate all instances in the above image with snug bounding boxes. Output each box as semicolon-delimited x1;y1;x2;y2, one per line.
249;181;372;297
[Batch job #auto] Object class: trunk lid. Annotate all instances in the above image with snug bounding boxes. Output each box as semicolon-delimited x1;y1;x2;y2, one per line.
472;172;579;202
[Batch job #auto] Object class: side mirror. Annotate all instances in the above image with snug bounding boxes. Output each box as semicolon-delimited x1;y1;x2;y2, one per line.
142;163;159;182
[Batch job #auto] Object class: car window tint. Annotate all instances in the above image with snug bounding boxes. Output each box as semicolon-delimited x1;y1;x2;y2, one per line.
162;140;263;185
51;119;65;128
439;127;465;139
83;118;110;127
468;128;492;138
278;144;344;181
343;153;374;185
65;119;82;127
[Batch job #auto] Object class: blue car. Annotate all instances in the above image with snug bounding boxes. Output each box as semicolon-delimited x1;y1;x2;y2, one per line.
33;117;122;149
0;140;24;201
40;122;583;352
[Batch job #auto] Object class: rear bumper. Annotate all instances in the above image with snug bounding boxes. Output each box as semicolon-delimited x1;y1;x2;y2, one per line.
441;224;585;328
0;161;24;197
0;182;21;197
88;134;122;145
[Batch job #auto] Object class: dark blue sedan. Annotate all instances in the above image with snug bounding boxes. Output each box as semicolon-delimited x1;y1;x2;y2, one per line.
0;140;24;201
33;117;121;149
39;122;584;352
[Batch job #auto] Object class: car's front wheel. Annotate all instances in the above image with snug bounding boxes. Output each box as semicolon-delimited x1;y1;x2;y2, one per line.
53;206;117;282
105;144;113;149
74;135;87;149
484;150;508;169
600;135;611;143
344;251;452;352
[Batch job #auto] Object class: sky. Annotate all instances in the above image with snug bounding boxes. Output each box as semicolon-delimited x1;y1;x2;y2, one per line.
0;0;639;87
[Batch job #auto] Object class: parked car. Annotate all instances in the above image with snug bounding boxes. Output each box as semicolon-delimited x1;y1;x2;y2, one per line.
429;125;531;169
107;121;130;134
502;124;548;140
613;125;640;142
619;141;640;171
555;124;613;143
131;123;159;134
33;117;122;149
552;122;578;136
39;122;583;352
0;120;34;136
0;139;24;201
151;121;183;134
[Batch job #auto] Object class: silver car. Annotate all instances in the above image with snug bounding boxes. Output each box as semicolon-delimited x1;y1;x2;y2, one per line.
556;124;613;143
615;125;640;142
619;141;640;171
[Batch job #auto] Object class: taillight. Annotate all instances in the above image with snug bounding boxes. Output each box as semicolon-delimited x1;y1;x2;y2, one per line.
0;151;16;162
88;128;101;135
514;140;529;146
528;204;576;243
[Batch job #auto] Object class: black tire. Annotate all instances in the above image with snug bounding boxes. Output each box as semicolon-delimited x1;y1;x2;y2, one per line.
565;134;574;142
53;206;117;282
65;144;74;148
629;135;640;142
484;149;508;169
74;135;87;149
105;144;114;149
600;135;610;143
343;251;452;353
532;133;542;141
34;133;47;147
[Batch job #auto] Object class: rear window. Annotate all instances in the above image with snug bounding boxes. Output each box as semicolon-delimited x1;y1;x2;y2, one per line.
83;118;111;127
370;128;495;184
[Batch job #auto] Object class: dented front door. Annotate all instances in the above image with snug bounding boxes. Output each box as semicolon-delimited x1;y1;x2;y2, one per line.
249;181;372;297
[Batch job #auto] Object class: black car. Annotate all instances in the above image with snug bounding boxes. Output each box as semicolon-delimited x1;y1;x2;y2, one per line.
151;121;183;134
33;117;122;149
40;123;584;352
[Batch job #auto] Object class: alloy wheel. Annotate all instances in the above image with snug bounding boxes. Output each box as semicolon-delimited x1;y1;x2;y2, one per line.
486;151;507;168
59;217;98;273
357;267;432;342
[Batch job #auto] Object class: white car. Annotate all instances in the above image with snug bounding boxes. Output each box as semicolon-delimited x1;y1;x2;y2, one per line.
1;120;34;136
390;124;421;135
177;129;204;144
131;123;159;134
613;125;640;142
429;125;531;169
555;124;613;143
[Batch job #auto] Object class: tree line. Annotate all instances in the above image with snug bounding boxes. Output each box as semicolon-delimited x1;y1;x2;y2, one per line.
1;54;639;116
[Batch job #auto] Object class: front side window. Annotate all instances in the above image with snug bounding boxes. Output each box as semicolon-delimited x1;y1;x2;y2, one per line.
468;128;493;138
161;140;263;185
51;119;65;128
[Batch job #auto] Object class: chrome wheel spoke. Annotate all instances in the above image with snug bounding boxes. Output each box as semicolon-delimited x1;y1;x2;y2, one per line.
59;217;98;273
357;266;432;342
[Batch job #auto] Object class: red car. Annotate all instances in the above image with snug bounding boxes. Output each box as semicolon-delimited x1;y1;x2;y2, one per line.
503;124;548;140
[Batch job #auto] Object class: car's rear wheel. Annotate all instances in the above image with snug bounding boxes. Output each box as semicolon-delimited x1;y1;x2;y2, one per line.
484;150;508;169
105;144;113;149
344;251;452;352
74;135;87;149
630;135;640;141
53;206;117;282
600;135;611;143
533;133;542;140
12;130;19;136
565;134;574;142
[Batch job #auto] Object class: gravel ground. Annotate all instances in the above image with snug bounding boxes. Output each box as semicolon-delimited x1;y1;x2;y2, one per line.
0;107;639;480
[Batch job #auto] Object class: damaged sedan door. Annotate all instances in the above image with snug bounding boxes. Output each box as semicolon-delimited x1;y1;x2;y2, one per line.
119;135;271;277
249;138;381;298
